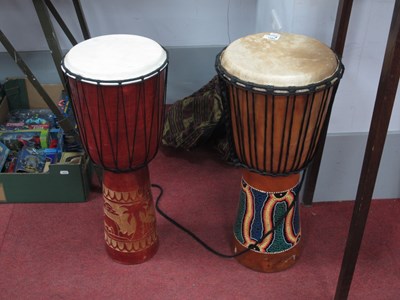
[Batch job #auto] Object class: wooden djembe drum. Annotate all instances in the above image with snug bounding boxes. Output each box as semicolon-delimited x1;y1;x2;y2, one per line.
61;34;168;264
216;32;344;272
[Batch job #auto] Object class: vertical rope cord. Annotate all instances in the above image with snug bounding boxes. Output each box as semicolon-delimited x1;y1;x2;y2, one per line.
291;94;304;171
251;92;259;169
114;84;122;170
271;95;275;172
120;84;133;168
233;88;245;163
283;96;296;172
302;92;317;169
77;82;102;165
97;83;118;169
306;88;330;163
131;81;142;167
277;96;290;173
263;94;268;172
158;69;168;146
293;93;314;171
145;73;159;163
142;80;149;162
245;90;254;167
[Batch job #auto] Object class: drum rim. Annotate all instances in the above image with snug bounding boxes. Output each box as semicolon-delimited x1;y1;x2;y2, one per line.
215;48;344;96
61;48;169;86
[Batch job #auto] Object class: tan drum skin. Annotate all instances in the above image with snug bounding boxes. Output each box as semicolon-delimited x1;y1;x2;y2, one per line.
220;32;338;87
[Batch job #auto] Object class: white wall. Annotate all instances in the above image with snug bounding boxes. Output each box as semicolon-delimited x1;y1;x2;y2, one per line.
256;0;400;134
1;0;399;134
332;0;400;134
0;0;256;50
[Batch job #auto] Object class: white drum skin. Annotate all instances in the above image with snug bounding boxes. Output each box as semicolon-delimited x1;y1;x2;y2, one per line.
62;34;167;83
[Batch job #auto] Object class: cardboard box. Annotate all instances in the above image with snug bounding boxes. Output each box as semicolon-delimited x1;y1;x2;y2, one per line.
0;80;90;203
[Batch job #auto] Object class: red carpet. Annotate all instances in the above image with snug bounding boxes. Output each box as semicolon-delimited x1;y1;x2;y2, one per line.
0;146;399;299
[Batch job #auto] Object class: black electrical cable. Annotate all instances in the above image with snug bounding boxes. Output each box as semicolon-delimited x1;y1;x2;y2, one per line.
151;183;297;259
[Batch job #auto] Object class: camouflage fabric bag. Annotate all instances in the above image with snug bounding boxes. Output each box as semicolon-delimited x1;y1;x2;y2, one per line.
162;76;229;159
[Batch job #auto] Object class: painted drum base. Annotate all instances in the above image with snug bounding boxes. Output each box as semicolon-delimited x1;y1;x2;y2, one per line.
103;168;158;264
233;238;301;272
233;171;302;272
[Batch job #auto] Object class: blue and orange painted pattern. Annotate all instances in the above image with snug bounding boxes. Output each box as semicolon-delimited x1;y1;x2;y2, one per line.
234;178;301;254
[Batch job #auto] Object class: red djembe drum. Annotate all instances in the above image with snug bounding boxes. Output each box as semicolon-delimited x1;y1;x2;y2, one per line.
216;32;344;272
61;34;168;264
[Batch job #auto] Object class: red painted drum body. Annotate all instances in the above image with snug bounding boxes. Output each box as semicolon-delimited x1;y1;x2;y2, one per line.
216;32;344;272
66;74;166;171
62;34;168;264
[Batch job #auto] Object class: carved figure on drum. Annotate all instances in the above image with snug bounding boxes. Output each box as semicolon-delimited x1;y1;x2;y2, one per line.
104;199;137;238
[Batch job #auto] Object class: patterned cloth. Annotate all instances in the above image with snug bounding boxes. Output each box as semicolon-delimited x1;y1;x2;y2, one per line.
162;76;230;160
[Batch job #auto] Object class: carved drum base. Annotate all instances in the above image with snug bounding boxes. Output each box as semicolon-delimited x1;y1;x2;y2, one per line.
233;171;302;272
103;167;158;264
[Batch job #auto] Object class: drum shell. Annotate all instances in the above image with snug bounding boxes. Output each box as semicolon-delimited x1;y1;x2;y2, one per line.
66;69;167;171
226;84;334;174
103;168;158;264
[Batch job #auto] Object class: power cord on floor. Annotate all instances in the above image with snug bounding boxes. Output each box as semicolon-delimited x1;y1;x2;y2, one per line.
151;183;296;259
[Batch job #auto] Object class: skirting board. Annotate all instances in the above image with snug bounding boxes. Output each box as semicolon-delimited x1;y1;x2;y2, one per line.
1;47;399;202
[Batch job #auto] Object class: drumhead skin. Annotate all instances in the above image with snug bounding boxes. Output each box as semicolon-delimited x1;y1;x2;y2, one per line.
62;34;167;83
220;32;338;87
